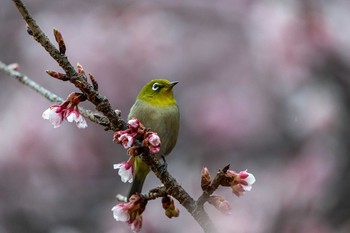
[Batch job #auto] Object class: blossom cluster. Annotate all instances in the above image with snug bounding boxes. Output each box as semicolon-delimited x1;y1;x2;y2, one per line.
201;167;256;215
113;118;161;154
42;92;87;128
111;194;147;232
113;118;161;183
202;167;255;197
226;169;256;197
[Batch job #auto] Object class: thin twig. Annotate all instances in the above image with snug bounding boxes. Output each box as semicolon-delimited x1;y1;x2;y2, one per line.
196;166;228;207
0;61;109;127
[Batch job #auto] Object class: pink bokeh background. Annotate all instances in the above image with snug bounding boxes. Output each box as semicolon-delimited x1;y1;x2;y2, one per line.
1;1;350;232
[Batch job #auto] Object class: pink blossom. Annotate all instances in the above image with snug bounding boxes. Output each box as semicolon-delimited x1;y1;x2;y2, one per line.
148;133;161;147
111;194;146;232
42;100;87;129
128;118;140;131
42;105;64;128
229;170;256;197
130;214;142;232
118;133;134;149
143;132;161;154
111;203;130;222
236;170;256;191
65;108;88;128
114;161;134;183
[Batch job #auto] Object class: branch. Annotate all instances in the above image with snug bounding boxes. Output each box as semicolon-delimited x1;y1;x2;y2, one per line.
9;1;218;232
141;154;217;233
0;61;109;127
196;165;229;206
12;0;126;132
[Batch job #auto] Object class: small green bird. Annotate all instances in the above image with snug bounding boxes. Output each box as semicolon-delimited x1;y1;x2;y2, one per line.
127;79;180;199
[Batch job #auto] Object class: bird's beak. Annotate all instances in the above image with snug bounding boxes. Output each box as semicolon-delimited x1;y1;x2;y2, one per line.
169;81;179;88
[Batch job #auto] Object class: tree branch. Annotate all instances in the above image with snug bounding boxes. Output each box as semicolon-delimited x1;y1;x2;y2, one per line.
141;154;217;233
0;61;110;127
9;1;219;232
12;0;126;132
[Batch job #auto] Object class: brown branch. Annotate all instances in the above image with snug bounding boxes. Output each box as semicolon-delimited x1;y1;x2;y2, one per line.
196;165;229;206
141;154;217;233
10;1;218;232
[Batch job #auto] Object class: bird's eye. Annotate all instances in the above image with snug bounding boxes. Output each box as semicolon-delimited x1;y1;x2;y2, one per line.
152;83;160;91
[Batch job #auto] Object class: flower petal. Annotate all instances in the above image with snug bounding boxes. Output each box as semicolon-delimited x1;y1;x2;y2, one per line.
75;114;88;128
112;204;130;222
42;108;51;120
42;106;63;128
114;163;134;183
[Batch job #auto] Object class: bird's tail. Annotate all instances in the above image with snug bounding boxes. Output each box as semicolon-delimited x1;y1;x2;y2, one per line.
127;157;150;199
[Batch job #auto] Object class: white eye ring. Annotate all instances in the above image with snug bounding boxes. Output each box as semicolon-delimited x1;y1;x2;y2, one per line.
152;83;160;91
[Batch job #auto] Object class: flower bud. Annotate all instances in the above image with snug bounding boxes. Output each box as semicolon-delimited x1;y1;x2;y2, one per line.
162;196;171;209
53;28;66;54
143;132;161;154
128;118;140;131
46;70;69;81
162;196;179;218
118;133;134;149
165;207;180;218
77;63;85;76
227;169;256;197
201;167;212;191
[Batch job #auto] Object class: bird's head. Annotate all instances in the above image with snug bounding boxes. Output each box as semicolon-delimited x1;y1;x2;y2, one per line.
137;79;178;106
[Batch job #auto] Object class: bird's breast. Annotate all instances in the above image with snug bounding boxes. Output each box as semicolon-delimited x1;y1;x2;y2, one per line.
128;99;180;156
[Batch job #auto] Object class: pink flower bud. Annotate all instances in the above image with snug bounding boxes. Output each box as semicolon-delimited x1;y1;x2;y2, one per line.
111;203;130;222
42;105;64;128
143;132;161;154
117;133;134;149
128;118;140;131
111;194;147;232
148;133;160;147
228;169;256;197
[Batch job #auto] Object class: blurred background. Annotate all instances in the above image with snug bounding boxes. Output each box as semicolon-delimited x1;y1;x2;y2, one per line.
1;0;350;232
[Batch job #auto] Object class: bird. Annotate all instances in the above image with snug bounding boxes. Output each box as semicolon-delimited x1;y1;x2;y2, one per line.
127;79;180;199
